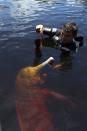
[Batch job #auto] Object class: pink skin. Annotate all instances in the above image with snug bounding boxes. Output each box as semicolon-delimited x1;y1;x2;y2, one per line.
16;71;75;131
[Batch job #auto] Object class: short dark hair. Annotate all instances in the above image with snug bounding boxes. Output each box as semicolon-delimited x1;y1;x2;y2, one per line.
63;22;78;37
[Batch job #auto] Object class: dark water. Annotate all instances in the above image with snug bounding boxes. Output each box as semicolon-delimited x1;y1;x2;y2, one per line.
0;0;87;131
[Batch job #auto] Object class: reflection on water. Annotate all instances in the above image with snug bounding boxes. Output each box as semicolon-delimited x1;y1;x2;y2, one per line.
0;0;87;131
10;0;58;20
10;0;40;18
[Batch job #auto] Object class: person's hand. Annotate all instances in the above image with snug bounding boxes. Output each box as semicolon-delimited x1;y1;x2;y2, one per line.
36;24;44;34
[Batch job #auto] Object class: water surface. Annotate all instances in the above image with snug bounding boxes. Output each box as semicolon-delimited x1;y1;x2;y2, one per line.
0;0;87;131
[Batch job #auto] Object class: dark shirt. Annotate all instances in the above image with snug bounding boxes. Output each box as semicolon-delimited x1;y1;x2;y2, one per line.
42;26;83;53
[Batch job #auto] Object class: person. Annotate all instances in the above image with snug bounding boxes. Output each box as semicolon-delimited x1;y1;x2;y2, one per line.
36;22;83;54
34;38;73;70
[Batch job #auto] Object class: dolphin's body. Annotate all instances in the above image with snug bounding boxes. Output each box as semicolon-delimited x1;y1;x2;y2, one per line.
16;57;74;131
